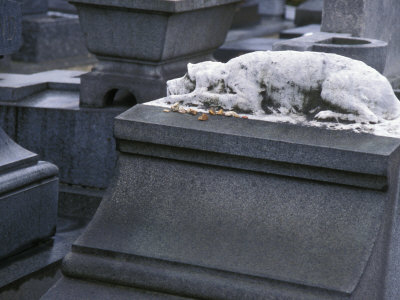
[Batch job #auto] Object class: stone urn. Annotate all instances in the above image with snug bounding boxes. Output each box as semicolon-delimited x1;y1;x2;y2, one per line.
69;0;241;107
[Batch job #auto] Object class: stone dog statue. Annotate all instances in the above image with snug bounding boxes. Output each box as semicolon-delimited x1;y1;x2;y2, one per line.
166;51;400;124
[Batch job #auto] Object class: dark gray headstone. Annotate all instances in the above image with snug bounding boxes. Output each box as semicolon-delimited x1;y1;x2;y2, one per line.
15;0;48;15
294;0;323;26
0;0;22;55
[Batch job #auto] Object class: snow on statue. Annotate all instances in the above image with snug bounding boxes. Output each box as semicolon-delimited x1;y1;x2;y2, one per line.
166;51;400;124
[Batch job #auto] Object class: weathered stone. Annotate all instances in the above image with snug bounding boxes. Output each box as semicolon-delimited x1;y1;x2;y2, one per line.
0;128;59;260
321;0;400;81
42;104;400;299
258;0;285;18
0;70;124;190
294;0;323;26
15;0;48;15
70;0;240;107
11;14;88;63
273;32;388;73
0;0;22;55
0;70;124;219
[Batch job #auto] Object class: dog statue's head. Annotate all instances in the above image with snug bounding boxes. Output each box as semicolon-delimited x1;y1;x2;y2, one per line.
167;61;227;96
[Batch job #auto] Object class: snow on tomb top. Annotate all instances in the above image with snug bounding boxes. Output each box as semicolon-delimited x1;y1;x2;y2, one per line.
68;0;240;12
147;51;400;138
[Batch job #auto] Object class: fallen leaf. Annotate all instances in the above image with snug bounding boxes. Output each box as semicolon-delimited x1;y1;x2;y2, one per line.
171;102;180;112
189;108;198;115
209;108;216;115
216;109;224;116
178;107;187;114
163;109;171;113
198;113;209;121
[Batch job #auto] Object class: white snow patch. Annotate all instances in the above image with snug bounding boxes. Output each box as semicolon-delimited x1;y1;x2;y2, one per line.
149;51;400;138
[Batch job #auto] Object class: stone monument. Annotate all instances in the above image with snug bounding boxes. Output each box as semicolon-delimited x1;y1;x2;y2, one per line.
43;52;400;299
10;0;87;63
69;0;241;108
273;32;388;73
321;0;400;86
294;0;323;26
258;0;285;19
0;0;59;261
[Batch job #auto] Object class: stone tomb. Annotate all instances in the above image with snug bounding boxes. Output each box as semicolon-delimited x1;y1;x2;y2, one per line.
0;70;126;218
0;0;22;56
10;0;88;63
70;0;240;107
321;0;400;86
0;128;58;260
43;103;400;299
294;0;323;26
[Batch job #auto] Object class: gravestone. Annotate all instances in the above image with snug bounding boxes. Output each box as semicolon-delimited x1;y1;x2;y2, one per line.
258;0;285;18
9;0;88;63
42;103;400;300
43;52;400;299
69;0;241;107
294;0;323;26
0;0;22;56
321;0;400;85
231;0;260;28
0;0;58;261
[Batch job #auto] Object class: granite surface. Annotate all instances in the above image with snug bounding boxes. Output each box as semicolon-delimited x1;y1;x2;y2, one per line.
43;104;400;299
12;13;88;63
70;0;240;12
273;32;388;73
0;0;22;55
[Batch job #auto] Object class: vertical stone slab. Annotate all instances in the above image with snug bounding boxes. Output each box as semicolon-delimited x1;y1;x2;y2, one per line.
0;0;22;55
321;0;400;80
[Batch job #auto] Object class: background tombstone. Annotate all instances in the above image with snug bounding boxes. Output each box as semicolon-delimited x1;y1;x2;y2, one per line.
258;0;286;19
8;0;88;65
294;0;323;26
321;0;400;86
0;0;22;56
70;0;241;108
0;2;62;298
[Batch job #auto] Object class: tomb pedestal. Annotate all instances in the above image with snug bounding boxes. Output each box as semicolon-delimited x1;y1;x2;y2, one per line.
43;104;400;299
69;0;240;108
0;128;58;259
